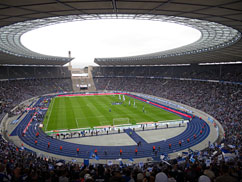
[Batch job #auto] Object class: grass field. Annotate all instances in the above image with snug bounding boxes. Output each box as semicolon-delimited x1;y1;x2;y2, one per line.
43;94;181;131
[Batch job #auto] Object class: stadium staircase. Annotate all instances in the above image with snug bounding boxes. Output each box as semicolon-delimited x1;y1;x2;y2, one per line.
70;66;96;92
124;128;148;145
87;66;97;91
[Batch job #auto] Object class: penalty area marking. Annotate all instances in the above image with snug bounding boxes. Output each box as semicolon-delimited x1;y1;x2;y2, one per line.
75;118;80;128
45;97;55;131
100;121;111;125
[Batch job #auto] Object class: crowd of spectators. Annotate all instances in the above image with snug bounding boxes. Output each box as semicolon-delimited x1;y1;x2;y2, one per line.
92;64;242;82
0;78;72;121
0;130;241;182
0;66;71;80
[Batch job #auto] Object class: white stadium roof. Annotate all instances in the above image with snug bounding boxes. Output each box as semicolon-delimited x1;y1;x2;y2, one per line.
0;0;242;66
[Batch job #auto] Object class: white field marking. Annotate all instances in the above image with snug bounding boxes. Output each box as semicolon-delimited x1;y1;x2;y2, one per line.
100;121;110;125
86;103;109;107
158;119;183;123
45;97;55;131
100;121;104;125
75;118;80;128
74;113;139;120
55;103;109;109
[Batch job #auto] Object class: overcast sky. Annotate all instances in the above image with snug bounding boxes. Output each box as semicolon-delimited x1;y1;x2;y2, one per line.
21;19;201;68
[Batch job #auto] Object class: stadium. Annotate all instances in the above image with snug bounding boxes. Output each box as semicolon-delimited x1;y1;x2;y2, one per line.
0;1;241;182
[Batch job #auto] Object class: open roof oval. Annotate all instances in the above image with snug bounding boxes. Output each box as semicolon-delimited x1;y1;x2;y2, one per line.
0;14;240;66
20;19;202;67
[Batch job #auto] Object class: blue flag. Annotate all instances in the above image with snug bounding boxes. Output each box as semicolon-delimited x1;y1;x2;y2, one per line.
190;155;195;163
221;148;230;153
95;155;100;160
89;152;100;160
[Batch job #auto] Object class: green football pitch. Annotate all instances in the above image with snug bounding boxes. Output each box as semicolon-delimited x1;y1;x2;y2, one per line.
43;95;181;132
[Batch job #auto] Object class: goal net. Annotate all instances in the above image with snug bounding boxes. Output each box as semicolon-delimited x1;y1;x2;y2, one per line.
113;118;130;126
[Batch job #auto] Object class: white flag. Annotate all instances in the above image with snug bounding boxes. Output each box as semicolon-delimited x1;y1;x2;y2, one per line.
123;95;125;101
119;95;121;100
134;100;135;107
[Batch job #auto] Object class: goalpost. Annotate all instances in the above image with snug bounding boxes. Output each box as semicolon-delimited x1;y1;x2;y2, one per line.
113;118;130;126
